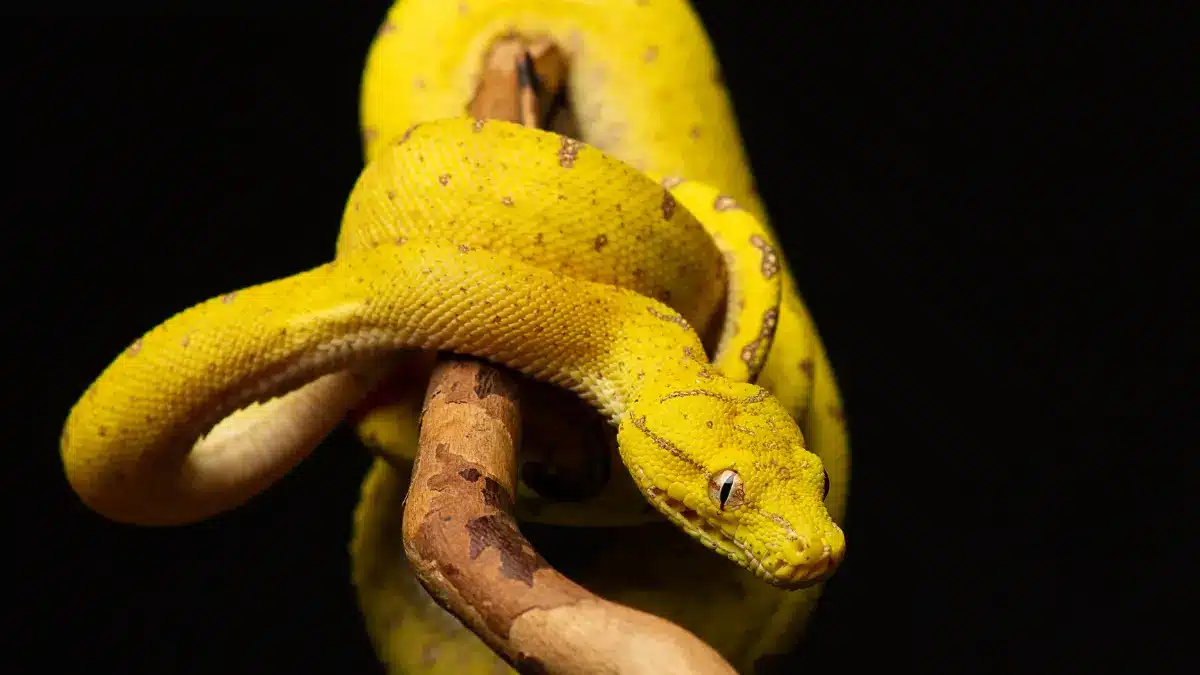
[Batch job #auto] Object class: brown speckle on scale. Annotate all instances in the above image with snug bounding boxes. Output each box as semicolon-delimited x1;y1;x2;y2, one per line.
681;348;705;374
644;46;658;62
713;195;740;212
689;125;701;139
557;137;582;168
629;414;703;469
660;388;769;405
662;191;677;220
472;118;486;132
221;292;237;304
127;338;142;356
398;123;419;145
438;174;451;186
594;234;608;251
646;306;689;329
799;359;815;377
740;308;780;372
501;195;514;206
749;235;781;279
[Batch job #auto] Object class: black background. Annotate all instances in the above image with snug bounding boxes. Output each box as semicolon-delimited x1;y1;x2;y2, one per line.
6;4;1184;674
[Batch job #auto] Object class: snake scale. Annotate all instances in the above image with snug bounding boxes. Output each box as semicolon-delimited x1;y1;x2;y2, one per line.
60;1;849;672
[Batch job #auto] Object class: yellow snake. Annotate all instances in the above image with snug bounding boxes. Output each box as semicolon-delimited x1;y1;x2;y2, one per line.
60;0;850;671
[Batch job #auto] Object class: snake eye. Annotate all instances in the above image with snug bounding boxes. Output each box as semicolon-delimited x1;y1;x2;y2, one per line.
709;469;745;511
822;470;830;500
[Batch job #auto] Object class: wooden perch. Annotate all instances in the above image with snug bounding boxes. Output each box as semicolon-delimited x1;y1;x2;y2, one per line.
403;357;736;675
397;37;738;674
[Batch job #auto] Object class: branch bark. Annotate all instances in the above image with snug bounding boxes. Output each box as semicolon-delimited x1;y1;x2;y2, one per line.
397;37;738;674
403;357;736;675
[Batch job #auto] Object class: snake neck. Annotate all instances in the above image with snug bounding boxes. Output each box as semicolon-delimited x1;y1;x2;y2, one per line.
519;290;717;428
595;337;718;425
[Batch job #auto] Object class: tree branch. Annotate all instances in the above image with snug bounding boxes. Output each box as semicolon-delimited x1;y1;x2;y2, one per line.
403;357;736;675
397;37;737;675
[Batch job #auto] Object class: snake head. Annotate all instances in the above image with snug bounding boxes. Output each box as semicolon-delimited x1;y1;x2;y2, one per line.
617;380;845;589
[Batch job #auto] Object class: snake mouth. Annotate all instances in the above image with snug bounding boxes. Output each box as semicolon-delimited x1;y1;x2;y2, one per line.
635;476;837;590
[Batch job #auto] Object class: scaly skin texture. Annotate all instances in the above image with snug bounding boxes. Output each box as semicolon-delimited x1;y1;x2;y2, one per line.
59;0;851;671
348;1;851;673
61;115;841;581
357;2;849;519
360;0;758;214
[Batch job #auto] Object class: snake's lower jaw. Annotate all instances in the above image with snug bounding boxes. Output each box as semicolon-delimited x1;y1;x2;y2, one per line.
757;543;845;590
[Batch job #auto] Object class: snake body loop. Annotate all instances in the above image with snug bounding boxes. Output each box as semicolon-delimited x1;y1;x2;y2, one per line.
60;1;851;672
354;3;852;667
60;116;841;584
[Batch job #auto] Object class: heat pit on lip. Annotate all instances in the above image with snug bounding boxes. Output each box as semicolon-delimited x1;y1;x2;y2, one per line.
644;486;718;534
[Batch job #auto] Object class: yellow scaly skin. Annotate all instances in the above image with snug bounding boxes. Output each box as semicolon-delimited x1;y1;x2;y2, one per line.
58;0;851;671
356;0;847;516
350;2;850;672
62;114;840;580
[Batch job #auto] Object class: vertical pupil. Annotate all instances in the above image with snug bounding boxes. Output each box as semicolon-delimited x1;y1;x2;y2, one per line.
719;475;734;506
822;470;830;499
